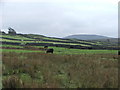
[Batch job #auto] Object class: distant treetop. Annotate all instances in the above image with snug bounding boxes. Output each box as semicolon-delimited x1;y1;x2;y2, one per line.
0;30;6;35
8;27;17;35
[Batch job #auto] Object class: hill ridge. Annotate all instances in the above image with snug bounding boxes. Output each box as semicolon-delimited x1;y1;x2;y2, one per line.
64;34;113;40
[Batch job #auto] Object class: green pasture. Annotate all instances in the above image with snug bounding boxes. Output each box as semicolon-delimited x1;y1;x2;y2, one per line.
43;37;69;42
1;38;92;46
0;34;118;54
1;44;23;48
49;46;118;54
1;49;44;53
1;34;102;46
1;47;118;55
77;40;102;45
24;34;69;41
1;35;35;40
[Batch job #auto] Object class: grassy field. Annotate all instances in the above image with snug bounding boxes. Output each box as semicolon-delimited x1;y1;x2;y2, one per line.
1;48;118;55
0;34;104;47
1;44;118;55
0;35;35;40
1;34;119;51
2;52;118;88
2;48;118;88
1;34;119;88
1;38;92;46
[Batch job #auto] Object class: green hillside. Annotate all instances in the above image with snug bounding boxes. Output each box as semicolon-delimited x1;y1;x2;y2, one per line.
0;33;118;50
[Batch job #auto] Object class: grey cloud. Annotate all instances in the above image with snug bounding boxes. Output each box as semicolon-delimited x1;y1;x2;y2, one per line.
2;1;118;38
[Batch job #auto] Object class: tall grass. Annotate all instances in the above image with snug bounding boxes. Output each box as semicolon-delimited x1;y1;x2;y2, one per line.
2;52;118;88
1;48;118;55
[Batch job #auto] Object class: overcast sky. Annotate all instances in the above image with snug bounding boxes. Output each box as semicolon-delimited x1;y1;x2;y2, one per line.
0;0;119;38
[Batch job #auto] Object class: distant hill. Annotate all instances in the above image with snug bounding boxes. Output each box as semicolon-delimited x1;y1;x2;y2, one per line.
91;38;118;46
64;34;112;40
0;33;118;50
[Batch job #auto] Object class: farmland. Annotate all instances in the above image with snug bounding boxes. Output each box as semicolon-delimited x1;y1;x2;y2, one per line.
2;52;118;88
1;33;119;88
0;34;119;50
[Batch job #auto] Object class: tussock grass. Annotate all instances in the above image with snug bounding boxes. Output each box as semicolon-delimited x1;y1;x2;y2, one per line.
2;52;118;88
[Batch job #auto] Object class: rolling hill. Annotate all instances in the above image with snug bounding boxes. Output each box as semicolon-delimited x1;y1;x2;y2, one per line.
0;33;118;50
64;34;112;40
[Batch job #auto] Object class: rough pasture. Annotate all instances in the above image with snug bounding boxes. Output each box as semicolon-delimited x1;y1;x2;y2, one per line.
2;52;118;88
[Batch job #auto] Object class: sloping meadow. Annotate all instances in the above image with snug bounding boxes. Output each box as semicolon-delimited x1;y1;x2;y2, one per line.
2;52;118;88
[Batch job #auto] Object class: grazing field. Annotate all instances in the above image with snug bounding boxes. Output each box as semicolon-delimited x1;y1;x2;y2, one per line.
2;51;118;88
1;48;118;55
1;33;119;88
0;44;118;55
1;34;118;50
